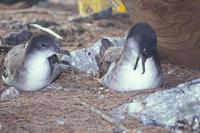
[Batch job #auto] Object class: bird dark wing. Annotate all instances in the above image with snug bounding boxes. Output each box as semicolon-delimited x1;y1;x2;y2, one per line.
99;38;114;58
98;47;122;78
48;54;59;65
96;38;123;78
95;38;114;77
0;46;12;75
47;54;61;81
2;45;26;85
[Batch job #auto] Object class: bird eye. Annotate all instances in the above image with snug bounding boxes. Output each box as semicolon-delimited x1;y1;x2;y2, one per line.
41;43;47;48
143;48;149;57
143;48;147;54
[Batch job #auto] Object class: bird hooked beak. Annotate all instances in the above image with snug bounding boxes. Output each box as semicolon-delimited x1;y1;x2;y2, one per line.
133;40;150;74
133;54;147;74
54;46;70;56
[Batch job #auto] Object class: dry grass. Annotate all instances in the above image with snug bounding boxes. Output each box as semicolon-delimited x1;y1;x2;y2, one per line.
0;1;199;133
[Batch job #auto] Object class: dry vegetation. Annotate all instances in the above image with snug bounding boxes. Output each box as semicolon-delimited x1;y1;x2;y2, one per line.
0;1;199;133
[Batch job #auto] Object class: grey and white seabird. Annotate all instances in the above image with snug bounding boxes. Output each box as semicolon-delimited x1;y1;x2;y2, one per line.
2;34;69;91
97;23;162;91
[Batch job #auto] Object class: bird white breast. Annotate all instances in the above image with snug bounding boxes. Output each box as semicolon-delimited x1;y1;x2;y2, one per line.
100;57;162;91
24;52;52;91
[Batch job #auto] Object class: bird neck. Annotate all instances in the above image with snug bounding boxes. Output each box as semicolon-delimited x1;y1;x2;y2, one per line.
120;46;140;64
24;50;49;67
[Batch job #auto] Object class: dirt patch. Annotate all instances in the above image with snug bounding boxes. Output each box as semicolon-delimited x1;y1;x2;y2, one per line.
0;1;199;133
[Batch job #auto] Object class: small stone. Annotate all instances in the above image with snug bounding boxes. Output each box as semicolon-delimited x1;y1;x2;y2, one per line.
177;83;187;88
174;129;183;133
86;69;96;76
56;117;65;126
97;94;105;99
135;128;142;133
191;116;200;131
113;127;127;133
0;39;2;46
176;119;188;129
105;89;109;92
1;87;19;101
43;83;63;91
99;87;104;90
96;91;105;99
77;42;83;47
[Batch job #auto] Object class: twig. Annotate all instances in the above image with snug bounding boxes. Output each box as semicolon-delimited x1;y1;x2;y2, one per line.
80;101;130;133
163;67;177;77
30;24;63;40
88;75;101;83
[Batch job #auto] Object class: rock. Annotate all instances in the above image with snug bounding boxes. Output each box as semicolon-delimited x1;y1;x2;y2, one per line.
1;87;19;101
113;127;127;133
113;78;200;131
4;30;32;46
62;37;125;74
56;117;65;126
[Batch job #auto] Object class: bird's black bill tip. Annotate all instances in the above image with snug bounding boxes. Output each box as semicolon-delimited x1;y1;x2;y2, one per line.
55;48;70;56
133;56;140;70
141;56;146;74
58;49;70;56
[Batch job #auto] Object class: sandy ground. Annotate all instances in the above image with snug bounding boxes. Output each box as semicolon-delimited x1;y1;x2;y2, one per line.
0;1;199;133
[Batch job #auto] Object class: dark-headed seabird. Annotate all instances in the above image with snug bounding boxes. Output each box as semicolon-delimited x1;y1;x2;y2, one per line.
2;34;69;91
97;23;162;91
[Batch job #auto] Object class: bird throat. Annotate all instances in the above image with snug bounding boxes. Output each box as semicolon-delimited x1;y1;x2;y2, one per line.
121;47;148;75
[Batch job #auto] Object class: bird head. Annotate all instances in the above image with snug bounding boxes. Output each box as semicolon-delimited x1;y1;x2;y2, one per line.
25;34;70;57
125;23;157;74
